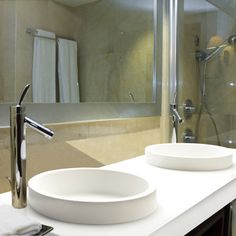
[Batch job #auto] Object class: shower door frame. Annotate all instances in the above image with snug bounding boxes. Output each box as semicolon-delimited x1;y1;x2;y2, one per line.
160;0;183;143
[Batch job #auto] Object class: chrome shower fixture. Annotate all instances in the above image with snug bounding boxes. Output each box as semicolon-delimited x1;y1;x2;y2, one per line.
196;34;236;62
228;35;236;45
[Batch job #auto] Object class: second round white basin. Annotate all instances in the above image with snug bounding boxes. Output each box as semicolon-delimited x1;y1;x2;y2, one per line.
28;168;157;224
145;143;233;171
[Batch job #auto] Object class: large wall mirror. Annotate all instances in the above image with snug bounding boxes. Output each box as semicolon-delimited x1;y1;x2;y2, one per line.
0;0;161;104
0;0;162;125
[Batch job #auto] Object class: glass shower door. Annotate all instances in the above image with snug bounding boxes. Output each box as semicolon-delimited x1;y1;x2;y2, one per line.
178;0;236;148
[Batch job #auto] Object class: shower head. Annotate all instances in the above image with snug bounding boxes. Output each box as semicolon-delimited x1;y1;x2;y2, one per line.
203;34;236;61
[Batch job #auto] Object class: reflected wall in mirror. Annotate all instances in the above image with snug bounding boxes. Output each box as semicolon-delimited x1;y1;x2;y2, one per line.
0;0;155;104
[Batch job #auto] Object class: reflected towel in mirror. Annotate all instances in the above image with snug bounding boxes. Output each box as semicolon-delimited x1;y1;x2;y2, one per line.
32;30;56;103
58;38;80;103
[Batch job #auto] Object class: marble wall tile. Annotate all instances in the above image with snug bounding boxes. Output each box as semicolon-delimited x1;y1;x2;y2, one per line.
0;116;160;148
48;0;80;39
0;0;16;102
15;0;80;101
77;0;154;102
0;49;16;102
1;0;154;103
67;128;160;165
0;0;80;102
178;20;201;142
0;116;160;193
181;10;236;145
15;49;34;101
0;0;16;41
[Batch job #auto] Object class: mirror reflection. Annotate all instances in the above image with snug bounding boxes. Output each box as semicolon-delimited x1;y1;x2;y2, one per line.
0;0;155;104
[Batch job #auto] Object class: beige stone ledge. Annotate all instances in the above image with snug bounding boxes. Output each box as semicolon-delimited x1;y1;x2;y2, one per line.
0;116;160;193
0;116;160;148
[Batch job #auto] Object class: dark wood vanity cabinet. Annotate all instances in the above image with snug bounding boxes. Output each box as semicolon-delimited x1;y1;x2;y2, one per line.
185;204;231;236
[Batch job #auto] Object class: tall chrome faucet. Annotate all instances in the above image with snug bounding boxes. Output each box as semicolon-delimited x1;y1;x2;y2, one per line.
10;84;54;208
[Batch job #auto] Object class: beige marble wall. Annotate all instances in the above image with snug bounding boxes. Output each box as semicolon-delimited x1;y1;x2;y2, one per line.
0;116;160;193
15;0;80;102
177;13;201;143
201;10;236;147
76;1;154;102
179;11;219;144
180;8;236;147
0;0;16;102
0;0;80;102
204;38;236;146
1;0;154;103
0;0;154;102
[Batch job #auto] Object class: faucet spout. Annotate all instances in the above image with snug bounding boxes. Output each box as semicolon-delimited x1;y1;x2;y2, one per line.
25;117;54;139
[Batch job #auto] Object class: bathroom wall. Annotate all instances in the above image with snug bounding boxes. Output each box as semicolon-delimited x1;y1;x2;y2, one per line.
75;1;154;102
14;0;80;102
0;0;80;102
179;4;236;147
0;116;160;193
178;10;220;144
0;1;16;102
177;11;201;143
0;0;155;104
203;10;236;147
0;1;160;194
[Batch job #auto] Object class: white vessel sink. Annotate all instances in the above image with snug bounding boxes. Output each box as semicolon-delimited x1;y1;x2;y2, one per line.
28;168;157;224
145;143;233;171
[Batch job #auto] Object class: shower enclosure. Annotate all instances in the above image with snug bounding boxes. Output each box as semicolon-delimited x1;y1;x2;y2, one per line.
170;2;236;234
175;0;236;148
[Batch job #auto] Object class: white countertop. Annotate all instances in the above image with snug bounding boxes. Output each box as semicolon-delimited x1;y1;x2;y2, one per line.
1;155;236;236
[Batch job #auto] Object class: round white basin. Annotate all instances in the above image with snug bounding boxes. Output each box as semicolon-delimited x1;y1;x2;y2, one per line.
28;168;157;224
145;143;233;171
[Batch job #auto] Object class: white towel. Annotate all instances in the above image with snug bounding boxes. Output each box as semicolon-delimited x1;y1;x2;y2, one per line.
58;38;80;103
0;205;42;235
32;36;56;103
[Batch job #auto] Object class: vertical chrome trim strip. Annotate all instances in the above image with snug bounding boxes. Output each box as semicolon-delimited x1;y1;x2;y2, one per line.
160;0;181;143
169;0;179;104
153;0;158;102
160;0;171;143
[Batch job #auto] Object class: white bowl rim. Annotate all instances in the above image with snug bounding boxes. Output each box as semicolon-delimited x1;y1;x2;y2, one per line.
145;143;233;160
28;168;157;203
